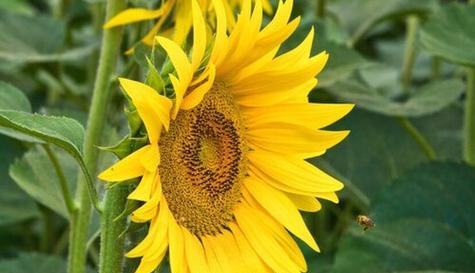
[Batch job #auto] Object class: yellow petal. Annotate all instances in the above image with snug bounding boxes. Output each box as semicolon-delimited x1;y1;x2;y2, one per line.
191;0;207;71
315;191;340;203
234;203;302;273
210;0;229;65
168;213;186;273
118;78;172;142
156;37;192;83
202;237;224;273
244;103;354;130
229;222;272;273
247;123;349;157
98;145;150;181
244;179;319;251
139;144;160;172
183;228;210;273
131;181;162;222
235;78;317;107
173;0;193;45
103;8;163;29
286;193;322;212
128;170;156;201
240;197;308;270
126;202;168;257
204;231;245;273
134;258;161;273
248;151;344;195
181;65;216;110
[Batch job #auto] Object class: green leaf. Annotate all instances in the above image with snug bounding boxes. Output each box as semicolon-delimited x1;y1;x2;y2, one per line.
0;81;31;112
332;162;475;273
420;4;475;67
0;135;39;226
9;147;77;219
0;111;84;152
328;0;437;43
0;252;95;273
327;76;465;117
0;10;95;63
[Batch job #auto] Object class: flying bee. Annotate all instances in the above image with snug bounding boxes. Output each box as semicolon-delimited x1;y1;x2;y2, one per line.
356;215;375;231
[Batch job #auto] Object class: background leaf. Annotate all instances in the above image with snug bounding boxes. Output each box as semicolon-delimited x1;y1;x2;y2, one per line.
9;147;78;219
0;9;95;63
327;77;464;117
420;4;475;67
0;135;38;226
0;252;95;273
332;162;475;273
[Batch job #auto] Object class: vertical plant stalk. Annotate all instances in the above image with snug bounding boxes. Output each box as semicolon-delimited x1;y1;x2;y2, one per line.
397;117;436;160
99;185;129;273
316;0;326;18
464;68;475;165
68;1;127;273
401;15;420;92
43;144;77;215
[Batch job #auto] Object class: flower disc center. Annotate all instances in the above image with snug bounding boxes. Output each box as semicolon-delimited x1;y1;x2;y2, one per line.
159;84;247;236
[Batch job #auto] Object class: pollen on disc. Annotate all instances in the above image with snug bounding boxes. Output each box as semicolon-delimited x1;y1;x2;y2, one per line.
159;84;247;236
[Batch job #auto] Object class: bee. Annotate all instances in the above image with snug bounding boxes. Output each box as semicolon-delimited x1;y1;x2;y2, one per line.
356;215;375;231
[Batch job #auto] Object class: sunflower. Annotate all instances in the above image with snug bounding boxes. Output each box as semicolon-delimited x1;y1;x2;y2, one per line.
99;0;353;272
103;0;273;49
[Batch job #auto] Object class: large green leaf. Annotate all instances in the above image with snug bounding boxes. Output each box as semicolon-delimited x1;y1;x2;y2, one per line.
316;109;425;203
0;135;38;226
420;4;475;67
332;162;475;273
316;107;462;203
9;148;77;219
327;75;465;117
328;0;437;43
0;9;95;63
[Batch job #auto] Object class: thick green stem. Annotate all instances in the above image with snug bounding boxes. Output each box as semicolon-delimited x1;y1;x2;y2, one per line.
43;144;77;216
398;117;436;160
67;1;126;273
464;68;475;165
99;185;129;273
316;0;326;18
402;15;420;92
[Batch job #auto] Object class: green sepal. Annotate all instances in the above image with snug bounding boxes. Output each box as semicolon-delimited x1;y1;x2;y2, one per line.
98;134;148;160
145;56;165;94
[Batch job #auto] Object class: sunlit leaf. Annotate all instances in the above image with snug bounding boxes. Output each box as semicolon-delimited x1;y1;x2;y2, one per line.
328;0;437;43
420;4;475;67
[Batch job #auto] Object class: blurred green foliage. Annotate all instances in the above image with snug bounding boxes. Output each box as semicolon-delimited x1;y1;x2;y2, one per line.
0;0;474;273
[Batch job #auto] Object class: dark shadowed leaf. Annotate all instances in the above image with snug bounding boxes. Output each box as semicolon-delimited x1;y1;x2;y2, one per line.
9;147;77;219
0;135;38;226
420;4;475;67
332;162;475;273
316;109;426;203
0;252;95;273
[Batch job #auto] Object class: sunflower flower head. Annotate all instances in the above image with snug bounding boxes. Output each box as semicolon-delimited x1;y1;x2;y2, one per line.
99;0;353;272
